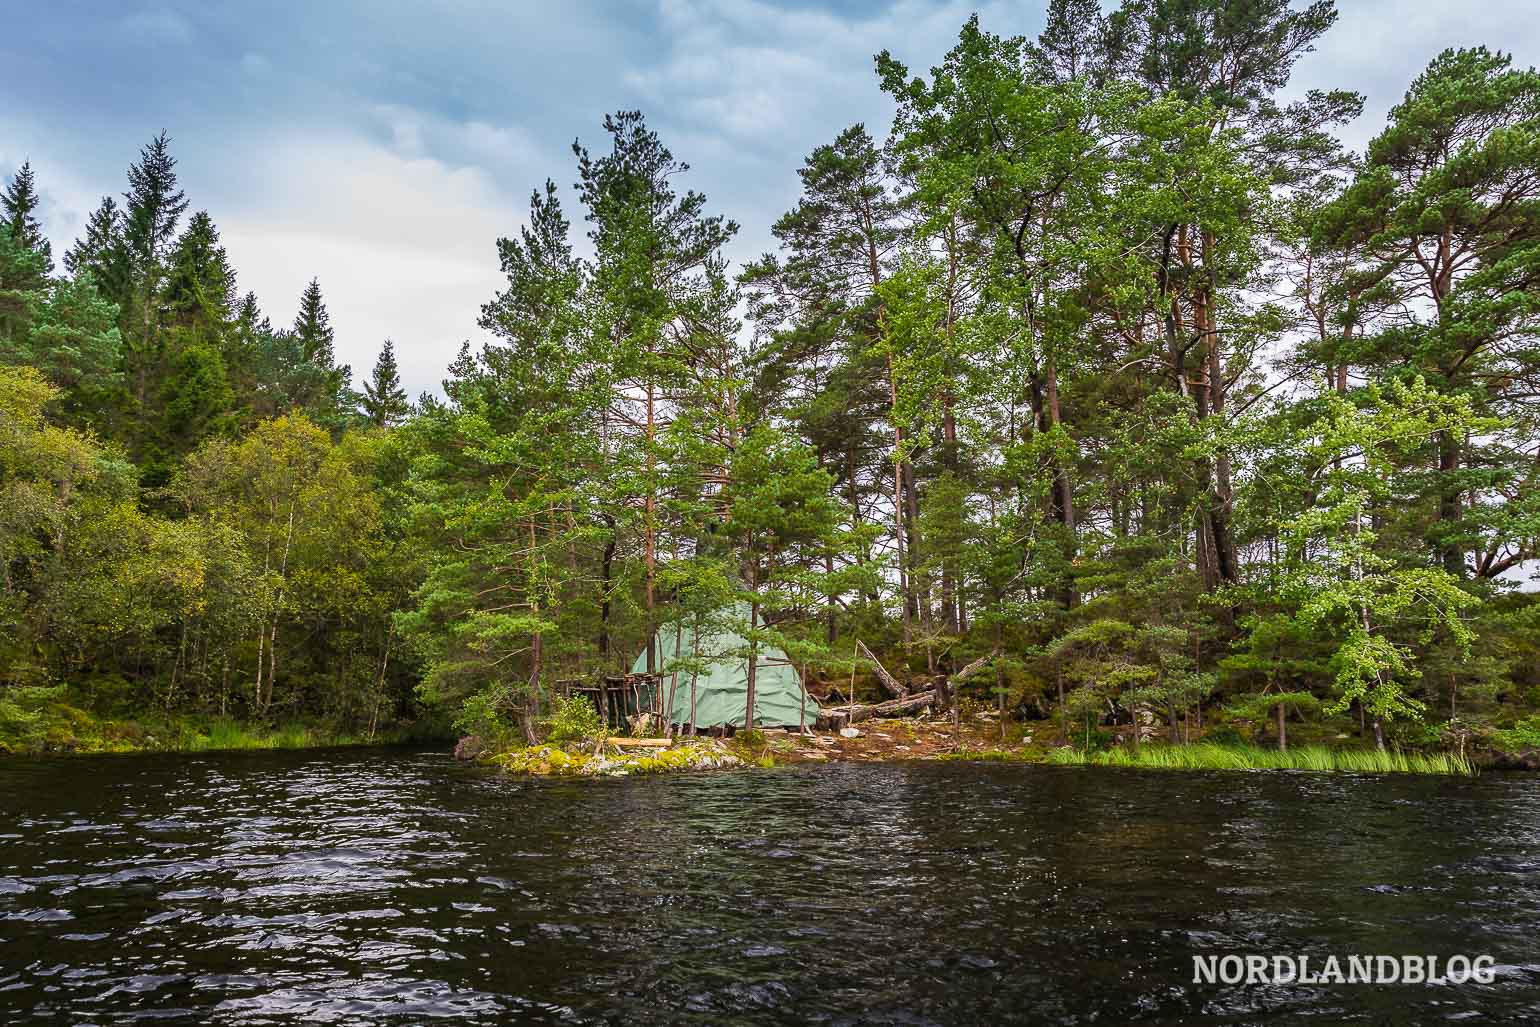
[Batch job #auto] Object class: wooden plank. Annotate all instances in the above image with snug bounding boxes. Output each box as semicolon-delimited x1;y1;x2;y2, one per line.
607;737;673;748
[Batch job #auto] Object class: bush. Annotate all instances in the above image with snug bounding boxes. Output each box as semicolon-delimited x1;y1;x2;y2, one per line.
0;684;69;750
454;685;520;749
1202;726;1245;746
1490;715;1540;751
546;695;606;748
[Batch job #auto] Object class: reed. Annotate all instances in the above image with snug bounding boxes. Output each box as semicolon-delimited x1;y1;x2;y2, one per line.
1046;743;1475;776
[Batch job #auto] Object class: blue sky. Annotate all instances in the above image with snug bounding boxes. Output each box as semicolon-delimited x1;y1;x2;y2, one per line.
4;0;1537;395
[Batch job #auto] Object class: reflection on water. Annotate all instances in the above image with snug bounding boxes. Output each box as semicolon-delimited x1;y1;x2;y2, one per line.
2;750;1539;1024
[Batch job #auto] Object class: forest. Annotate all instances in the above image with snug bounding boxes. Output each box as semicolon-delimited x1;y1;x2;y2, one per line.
2;0;1538;759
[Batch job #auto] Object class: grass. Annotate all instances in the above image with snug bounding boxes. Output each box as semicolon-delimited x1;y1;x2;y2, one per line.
936;748;1035;762
1044;742;1475;776
179;719;380;752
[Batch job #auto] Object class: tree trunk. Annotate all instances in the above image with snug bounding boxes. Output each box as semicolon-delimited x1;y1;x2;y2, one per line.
1437;429;1464;576
856;639;906;698
598;515;616;663
744;586;759;731
644;380;657;675
820;690;935;729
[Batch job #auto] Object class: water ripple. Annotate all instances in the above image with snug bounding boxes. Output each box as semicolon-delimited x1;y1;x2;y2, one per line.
1;753;1539;1023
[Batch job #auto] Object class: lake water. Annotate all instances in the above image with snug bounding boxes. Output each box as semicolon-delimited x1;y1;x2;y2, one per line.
2;749;1538;1024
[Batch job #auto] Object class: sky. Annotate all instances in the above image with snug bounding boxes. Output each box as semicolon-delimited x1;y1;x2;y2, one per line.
4;0;1539;397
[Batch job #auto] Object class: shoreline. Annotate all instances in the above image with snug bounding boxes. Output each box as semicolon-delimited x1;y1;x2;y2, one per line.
2;711;1500;776
481;717;1486;778
0;714;447;758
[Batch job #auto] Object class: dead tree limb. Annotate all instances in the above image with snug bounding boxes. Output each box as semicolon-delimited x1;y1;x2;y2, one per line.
856;639;907;698
951;649;1000;685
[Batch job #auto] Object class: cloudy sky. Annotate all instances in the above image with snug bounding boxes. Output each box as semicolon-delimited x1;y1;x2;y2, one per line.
4;0;1537;396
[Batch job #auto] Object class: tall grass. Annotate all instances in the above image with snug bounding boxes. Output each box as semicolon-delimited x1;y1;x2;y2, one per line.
180;720;382;752
1046;742;1475;777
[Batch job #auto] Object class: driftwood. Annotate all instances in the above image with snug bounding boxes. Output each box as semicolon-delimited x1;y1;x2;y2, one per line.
856;639;907;698
819;690;935;729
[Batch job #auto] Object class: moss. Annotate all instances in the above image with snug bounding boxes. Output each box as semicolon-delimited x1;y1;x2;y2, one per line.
488;740;745;777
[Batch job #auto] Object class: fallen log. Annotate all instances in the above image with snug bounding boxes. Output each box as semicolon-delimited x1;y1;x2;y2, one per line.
818;690;935;730
607;737;673;748
951;649;999;685
856;639;907;698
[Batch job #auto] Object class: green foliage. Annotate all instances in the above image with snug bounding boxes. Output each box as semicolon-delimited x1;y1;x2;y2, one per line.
545;695;606;748
4;6;1540;767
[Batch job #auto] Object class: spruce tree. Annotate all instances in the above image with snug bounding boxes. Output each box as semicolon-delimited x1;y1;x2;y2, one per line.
163;211;235;331
360;340;410;427
122;132;189;273
119;132;189;410
288;277;349;420
2;161;52;274
64;196;125;284
292;277;335;366
0;224;49;347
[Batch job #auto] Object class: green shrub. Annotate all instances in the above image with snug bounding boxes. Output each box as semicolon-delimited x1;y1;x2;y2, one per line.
0;684;69;750
545;695;606;748
1491;715;1540;751
453;685;520;748
1202;726;1245;746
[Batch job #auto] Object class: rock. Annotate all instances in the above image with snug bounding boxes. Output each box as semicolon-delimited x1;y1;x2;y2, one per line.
453;735;487;761
840;727;861;739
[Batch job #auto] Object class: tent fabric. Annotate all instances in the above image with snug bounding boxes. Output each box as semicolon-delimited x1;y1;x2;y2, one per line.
630;619;819;729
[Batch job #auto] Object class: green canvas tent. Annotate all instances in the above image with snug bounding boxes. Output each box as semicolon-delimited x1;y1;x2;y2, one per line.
631;616;821;730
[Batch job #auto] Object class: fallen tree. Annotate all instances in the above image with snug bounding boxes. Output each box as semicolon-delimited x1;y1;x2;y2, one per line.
856;639;908;698
818;690;935;730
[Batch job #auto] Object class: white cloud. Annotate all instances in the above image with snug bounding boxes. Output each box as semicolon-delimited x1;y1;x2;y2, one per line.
212;128;523;396
12;0;1540;401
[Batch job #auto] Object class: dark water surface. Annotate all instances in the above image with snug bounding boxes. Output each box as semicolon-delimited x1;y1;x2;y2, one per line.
2;750;1539;1025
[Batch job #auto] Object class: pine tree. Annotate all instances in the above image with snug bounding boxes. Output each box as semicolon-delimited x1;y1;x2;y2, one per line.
739;124;903;641
360;340;410;427
575;110;740;674
2;161;52;274
1319;47;1540;580
1;269;122;428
